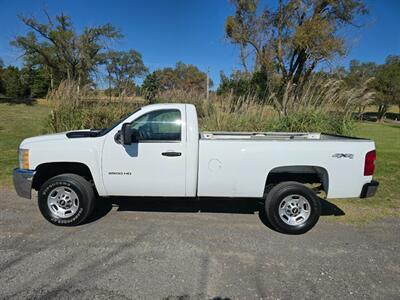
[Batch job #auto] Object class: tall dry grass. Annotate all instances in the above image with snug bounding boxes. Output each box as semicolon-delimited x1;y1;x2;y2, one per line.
47;77;374;135
150;89;277;131
153;76;373;134
46;81;140;132
266;76;375;134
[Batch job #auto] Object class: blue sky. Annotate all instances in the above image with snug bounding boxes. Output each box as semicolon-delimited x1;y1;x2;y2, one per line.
0;0;399;87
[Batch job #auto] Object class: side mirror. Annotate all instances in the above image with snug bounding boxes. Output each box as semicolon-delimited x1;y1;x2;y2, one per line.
121;123;133;145
120;123;140;145
131;128;140;143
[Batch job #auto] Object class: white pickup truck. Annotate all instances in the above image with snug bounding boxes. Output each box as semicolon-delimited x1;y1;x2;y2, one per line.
13;103;379;233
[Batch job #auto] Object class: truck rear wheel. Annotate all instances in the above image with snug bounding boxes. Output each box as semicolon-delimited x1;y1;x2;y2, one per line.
38;173;95;226
264;182;321;234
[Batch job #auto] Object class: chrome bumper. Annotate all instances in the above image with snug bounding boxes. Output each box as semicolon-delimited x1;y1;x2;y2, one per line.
13;168;35;199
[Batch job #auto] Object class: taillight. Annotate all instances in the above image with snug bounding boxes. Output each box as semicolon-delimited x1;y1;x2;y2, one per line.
364;150;376;176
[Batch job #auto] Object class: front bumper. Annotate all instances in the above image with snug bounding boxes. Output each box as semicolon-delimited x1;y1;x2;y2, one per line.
13;168;35;199
360;180;379;198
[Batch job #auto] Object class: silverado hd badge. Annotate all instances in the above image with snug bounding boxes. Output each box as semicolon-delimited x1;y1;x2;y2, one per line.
108;171;132;175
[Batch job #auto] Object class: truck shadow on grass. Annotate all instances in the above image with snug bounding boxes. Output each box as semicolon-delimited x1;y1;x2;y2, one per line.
86;197;345;231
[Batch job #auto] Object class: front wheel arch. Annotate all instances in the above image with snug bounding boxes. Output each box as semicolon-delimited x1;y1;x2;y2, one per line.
32;162;94;191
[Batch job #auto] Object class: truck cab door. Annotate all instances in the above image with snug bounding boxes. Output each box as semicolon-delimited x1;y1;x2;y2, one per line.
102;107;186;197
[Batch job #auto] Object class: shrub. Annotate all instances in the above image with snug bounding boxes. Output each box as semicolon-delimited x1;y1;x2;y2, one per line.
268;111;355;135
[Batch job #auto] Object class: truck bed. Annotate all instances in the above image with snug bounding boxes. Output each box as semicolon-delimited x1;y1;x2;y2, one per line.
198;131;375;199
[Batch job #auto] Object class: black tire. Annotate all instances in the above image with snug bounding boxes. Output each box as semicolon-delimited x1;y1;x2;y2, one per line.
38;173;95;226
265;181;321;234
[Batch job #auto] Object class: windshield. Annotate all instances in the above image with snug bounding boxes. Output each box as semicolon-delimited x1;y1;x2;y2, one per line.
96;107;142;136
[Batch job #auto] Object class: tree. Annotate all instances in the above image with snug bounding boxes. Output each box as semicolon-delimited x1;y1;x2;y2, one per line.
217;70;268;100
104;50;148;97
345;60;377;87
0;58;4;95
25;66;50;98
225;0;368;86
1;66;25;98
141;72;160;103
172;62;212;92
141;62;212;99
373;55;400;120
12;11;122;87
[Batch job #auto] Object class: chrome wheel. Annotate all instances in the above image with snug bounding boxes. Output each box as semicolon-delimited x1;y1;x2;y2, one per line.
47;186;80;218
278;194;311;226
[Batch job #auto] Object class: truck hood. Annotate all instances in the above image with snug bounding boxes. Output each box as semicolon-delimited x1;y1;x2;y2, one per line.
20;132;69;148
19;129;100;148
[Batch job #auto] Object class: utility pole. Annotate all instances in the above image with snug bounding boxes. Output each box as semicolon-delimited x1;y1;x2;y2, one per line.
206;67;210;100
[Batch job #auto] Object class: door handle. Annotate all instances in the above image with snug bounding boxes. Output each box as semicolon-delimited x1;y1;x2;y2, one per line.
162;151;182;157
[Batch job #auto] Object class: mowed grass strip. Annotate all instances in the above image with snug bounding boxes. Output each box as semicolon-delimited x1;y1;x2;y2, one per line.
0;103;50;186
0;102;399;223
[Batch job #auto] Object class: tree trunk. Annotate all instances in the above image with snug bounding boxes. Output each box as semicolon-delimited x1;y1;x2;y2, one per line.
108;75;112;101
50;72;54;90
377;104;388;122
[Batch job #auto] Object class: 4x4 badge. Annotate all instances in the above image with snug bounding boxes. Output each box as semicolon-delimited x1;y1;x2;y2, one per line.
332;153;354;159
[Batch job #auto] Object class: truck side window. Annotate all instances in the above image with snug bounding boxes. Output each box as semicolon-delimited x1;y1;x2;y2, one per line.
130;109;181;141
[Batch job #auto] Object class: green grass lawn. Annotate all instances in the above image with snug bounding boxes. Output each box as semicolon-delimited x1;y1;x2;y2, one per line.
0;102;399;223
0;103;50;186
329;122;400;224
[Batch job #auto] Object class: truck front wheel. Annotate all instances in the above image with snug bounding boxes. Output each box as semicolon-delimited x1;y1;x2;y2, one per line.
264;182;321;234
38;174;95;226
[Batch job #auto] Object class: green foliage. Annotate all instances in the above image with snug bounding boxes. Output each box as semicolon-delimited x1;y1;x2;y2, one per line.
29;68;50;98
225;0;367;86
343;55;400;120
141;62;211;101
217;70;268;100
373;56;400;119
0;66;26;98
104;50;148;96
0;61;4;95
344;60;377;87
12;11;123;87
0;64;49;98
268;111;355;135
141;72;159;103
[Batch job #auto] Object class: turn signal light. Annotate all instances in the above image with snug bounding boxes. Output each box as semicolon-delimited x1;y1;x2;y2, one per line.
19;149;30;170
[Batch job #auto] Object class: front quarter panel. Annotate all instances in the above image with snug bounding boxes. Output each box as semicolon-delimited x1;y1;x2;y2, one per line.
25;137;107;195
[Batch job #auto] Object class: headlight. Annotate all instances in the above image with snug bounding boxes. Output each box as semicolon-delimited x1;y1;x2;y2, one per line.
18;149;30;169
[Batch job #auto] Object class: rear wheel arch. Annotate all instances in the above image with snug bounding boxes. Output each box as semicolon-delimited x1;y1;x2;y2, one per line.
265;165;329;196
